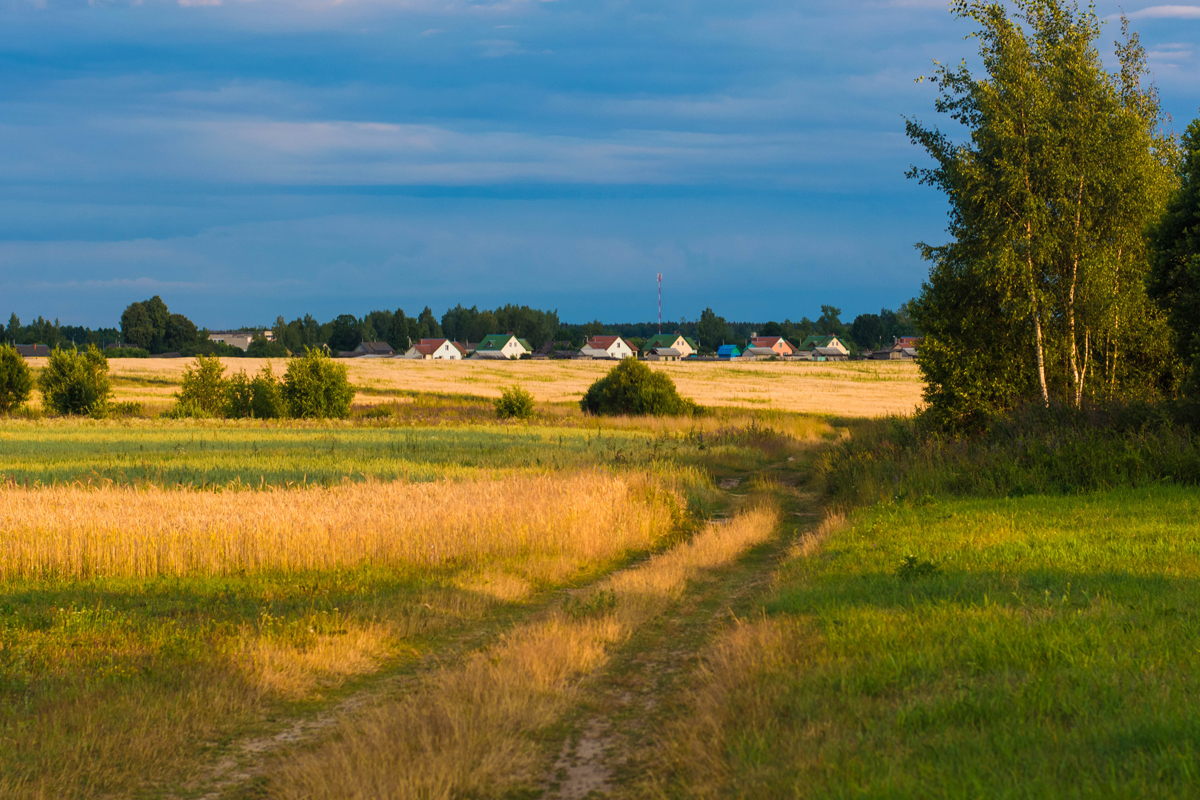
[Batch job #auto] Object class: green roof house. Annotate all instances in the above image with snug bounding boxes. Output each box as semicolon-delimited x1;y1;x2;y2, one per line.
644;333;698;358
472;333;532;360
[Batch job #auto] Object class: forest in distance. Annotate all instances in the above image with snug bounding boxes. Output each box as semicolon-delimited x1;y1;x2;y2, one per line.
4;300;918;358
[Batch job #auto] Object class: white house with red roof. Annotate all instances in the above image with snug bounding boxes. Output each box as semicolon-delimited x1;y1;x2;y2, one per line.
403;338;468;360
749;335;796;357
580;335;636;360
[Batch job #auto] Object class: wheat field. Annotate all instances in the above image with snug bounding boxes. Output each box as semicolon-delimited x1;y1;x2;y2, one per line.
0;469;692;582
23;356;923;417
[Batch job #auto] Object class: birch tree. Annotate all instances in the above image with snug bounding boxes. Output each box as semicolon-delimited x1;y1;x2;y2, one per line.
907;0;1178;429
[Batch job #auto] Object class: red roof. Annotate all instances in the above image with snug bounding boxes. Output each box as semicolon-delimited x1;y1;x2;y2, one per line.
752;336;795;353
412;343;437;355
587;336;629;350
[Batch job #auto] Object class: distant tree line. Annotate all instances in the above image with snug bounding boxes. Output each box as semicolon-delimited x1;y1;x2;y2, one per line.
8;297;918;357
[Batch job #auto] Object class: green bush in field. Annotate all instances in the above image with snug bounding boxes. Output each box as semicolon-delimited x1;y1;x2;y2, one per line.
494;385;535;420
580;358;697;417
0;344;33;412
175;355;227;417
224;364;286;419
282;348;354;419
38;345;112;417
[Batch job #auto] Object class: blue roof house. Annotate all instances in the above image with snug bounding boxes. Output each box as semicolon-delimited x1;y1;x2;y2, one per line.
716;344;742;360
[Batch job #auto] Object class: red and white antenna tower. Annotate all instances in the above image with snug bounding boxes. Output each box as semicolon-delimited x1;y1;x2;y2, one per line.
657;273;662;333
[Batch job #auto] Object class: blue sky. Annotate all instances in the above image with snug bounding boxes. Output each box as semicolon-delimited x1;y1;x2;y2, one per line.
1;0;1198;329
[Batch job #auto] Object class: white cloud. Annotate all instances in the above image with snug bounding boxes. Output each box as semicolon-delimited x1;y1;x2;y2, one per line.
1121;5;1200;19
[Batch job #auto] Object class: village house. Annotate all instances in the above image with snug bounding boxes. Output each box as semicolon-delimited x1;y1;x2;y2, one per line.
207;330;274;351
14;344;50;358
869;336;921;360
352;341;396;357
643;333;698;358
798;334;850;357
716;344;741;359
644;347;682;362
472;333;532;360
580;335;636;360
750;335;796;357
403;338;467;360
741;346;780;360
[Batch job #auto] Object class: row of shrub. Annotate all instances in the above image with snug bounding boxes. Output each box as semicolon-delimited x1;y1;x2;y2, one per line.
168;352;355;419
1;343;114;417
2;344;702;421
0;344;356;420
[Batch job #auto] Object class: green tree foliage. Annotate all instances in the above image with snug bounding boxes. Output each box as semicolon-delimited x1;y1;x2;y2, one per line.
327;314;363;352
0;344;33;412
815;305;846;337
696;308;730;353
580;358;697;416
120;296;201;354
245;333;289;358
38;345;112;416
224;364;286;419
177;355;228;416
494;385;536;420
907;1;1179;429
1148;118;1200;399
282;348;355;419
850;306;919;350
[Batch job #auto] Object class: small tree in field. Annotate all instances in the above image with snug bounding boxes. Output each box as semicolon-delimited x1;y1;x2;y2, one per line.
282;348;355;419
580;358;697;416
495;385;535;420
176;355;227;417
0;344;33;412
38;345;112;416
224;364;287;419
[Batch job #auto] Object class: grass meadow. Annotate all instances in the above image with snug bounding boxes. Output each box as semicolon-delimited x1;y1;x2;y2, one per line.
654;412;1200;800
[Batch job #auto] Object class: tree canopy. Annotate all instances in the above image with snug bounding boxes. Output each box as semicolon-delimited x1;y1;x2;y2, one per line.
908;0;1180;429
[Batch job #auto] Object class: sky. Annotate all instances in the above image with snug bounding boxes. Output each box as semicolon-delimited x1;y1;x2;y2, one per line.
1;0;1198;329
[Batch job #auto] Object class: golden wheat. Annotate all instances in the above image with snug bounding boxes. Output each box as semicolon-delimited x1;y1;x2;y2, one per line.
0;470;686;581
40;355;924;416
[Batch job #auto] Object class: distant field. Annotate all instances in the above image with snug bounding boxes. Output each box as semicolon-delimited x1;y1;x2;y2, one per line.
21;356;924;417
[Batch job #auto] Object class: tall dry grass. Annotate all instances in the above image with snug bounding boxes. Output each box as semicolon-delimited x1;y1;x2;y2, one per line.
0;469;692;581
268;505;780;800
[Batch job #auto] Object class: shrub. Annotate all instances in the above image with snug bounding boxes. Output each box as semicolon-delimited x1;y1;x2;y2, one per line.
0;344;33;412
224;364;286;419
282;348;355;419
109;401;145;418
161;400;214;420
176;355;227;416
37;345;112;416
495;385;536;420
580;358;698;417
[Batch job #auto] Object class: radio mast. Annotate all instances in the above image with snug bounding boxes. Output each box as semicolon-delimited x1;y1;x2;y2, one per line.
657;273;662;333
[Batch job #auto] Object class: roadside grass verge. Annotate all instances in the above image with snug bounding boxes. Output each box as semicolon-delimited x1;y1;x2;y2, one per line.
657;484;1200;798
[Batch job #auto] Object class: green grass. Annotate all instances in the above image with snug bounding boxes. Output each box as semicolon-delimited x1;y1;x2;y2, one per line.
715;486;1200;798
0;565;576;798
0;419;694;487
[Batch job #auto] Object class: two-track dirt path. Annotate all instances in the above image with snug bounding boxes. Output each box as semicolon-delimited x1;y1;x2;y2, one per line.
540;462;816;800
178;451;820;800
